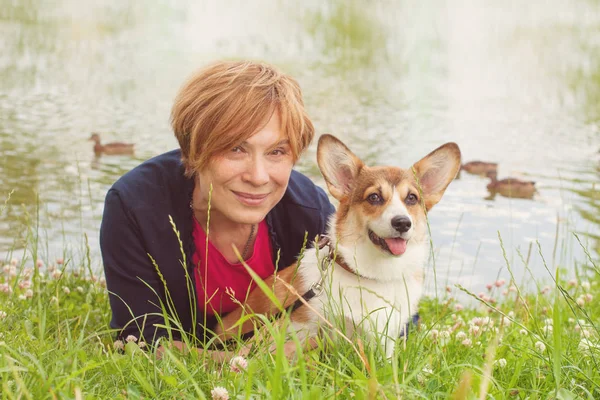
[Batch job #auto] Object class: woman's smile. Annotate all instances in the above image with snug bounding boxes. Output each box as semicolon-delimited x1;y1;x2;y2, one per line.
232;190;270;206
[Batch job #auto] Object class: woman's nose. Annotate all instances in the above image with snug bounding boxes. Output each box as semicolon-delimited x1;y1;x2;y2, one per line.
243;157;270;186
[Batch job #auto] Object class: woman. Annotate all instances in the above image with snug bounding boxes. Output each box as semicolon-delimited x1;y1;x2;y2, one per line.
100;61;335;357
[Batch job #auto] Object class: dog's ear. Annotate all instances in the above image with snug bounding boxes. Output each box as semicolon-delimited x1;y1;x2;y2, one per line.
412;142;461;211
317;134;364;200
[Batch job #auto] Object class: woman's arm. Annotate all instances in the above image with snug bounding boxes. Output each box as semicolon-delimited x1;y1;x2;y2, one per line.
101;189;174;344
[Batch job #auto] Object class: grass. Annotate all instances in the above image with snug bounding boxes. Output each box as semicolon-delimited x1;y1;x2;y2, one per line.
0;226;599;398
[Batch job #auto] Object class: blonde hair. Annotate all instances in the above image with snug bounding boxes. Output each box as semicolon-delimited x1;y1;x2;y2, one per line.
171;60;314;176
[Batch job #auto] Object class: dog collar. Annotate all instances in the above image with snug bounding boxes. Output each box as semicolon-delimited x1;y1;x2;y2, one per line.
317;236;367;278
285;235;367;315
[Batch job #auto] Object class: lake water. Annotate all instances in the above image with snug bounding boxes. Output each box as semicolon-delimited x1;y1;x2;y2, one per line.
1;0;599;296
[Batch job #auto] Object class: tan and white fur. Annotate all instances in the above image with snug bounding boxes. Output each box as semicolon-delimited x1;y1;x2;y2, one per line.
215;134;461;357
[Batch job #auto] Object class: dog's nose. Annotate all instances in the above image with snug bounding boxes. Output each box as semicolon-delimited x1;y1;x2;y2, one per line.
391;216;411;233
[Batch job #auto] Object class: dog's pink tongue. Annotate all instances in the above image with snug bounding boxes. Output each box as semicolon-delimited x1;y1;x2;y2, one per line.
385;238;407;255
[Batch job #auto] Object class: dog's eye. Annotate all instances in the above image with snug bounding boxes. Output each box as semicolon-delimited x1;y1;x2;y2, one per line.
367;193;382;204
406;193;418;205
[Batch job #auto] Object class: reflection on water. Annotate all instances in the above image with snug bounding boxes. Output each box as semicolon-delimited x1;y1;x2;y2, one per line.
1;0;600;294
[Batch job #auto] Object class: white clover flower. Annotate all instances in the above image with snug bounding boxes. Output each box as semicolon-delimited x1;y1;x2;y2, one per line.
47;265;55;273
113;340;124;351
437;330;451;346
456;331;467;341
535;341;546;352
508;285;517;292
10;258;18;266
428;329;439;340
520;329;528;335
52;271;62;280
577;297;585;307
454;303;464;311
578;338;599;353
494;358;507;368
581;329;591;338
18;281;30;289
2;265;9;274
56;258;64;265
63;287;70;295
211;386;229;400
138;341;146;349
568;279;578;287
469;325;480;336
461;338;472;347
125;335;138;343
581;281;591;291
541;286;551;295
501;316;512;327
76;286;84;293
495;279;506;287
543;325;553;335
230;355;248;373
50;296;58;305
36;259;44;268
18;294;26;301
585;293;593;303
25;289;33;299
0;311;6;319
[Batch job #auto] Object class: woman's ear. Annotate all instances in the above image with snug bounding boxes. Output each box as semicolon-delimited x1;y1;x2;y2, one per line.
316;134;364;201
412;142;461;211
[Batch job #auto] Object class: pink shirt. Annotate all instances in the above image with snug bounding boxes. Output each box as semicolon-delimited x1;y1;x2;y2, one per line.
192;219;275;316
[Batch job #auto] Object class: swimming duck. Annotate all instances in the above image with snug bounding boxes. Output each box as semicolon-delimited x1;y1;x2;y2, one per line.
89;133;134;155
486;171;536;199
461;161;498;176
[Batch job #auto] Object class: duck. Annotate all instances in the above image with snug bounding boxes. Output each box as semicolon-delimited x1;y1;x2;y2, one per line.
486;171;536;199
89;133;134;155
461;161;498;176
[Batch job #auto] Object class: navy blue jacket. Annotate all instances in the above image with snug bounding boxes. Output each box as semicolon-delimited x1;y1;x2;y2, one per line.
100;150;335;345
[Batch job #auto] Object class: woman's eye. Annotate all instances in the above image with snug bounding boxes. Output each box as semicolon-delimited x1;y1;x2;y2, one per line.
270;148;284;156
367;193;382;204
231;146;243;153
406;193;418;205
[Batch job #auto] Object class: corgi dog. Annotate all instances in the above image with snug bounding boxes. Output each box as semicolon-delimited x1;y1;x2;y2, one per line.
215;134;461;357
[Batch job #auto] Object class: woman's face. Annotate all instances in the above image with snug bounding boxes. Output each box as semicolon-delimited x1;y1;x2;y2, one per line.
195;111;294;225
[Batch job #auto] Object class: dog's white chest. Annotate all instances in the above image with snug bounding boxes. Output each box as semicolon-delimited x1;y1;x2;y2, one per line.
323;269;421;336
298;249;423;356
